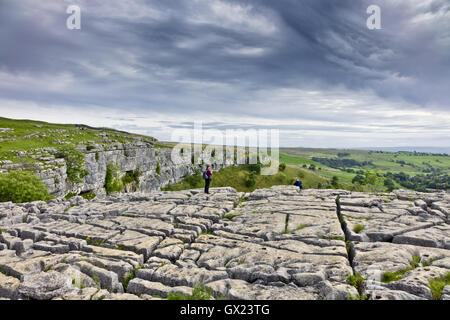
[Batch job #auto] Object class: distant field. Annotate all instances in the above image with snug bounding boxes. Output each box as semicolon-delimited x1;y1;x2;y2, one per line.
280;148;450;175
280;147;449;192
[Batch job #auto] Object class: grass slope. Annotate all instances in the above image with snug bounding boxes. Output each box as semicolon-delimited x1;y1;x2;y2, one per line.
164;163;328;192
0;117;156;163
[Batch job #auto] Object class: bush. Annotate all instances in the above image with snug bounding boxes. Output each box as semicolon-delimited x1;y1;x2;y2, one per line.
105;163;123;194
331;176;339;188
384;178;395;192
184;169;202;188
122;169;141;186
0;171;51;203
352;174;366;185
65;192;76;200
276;172;287;182
80;191;96;201
55;146;88;183
278;163;286;171
353;224;365;234
245;171;257;187
156;162;161;175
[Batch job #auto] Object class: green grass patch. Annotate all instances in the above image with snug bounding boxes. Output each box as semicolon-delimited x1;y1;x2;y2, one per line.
353;224;365;234
85;237;106;247
92;275;101;287
295;224;309;231
348;293;370;300
224;213;242;220
428;273;450;300
320;236;345;241
197;231;212;238
167;283;220;300
381;256;421;283
80;191;96;201
347;273;366;290
65;192;77;200
122;266;142;291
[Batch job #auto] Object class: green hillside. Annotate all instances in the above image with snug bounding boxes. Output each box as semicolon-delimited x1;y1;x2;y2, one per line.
0;117;156;164
280;148;450;192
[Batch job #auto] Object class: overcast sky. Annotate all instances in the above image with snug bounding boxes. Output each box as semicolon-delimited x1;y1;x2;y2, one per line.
0;0;449;148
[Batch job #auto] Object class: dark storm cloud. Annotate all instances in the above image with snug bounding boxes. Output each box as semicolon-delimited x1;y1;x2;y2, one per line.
0;0;449;147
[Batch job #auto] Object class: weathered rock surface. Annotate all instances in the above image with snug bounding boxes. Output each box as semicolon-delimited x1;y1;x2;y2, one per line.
0;142;236;197
339;189;450;299
0;187;448;300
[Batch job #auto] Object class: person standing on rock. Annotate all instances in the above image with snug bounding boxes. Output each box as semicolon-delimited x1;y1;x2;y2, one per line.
203;165;213;194
294;177;303;191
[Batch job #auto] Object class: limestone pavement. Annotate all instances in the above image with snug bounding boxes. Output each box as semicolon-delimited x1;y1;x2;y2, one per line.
0;186;448;300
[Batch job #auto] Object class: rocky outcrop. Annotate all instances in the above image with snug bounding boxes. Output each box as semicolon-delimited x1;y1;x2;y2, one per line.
2;142;233;197
0;187;448;300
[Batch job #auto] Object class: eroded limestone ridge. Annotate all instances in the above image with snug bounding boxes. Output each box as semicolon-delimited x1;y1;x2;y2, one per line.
0;186;448;300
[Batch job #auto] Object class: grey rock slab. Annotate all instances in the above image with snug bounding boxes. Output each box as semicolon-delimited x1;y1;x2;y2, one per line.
52;263;99;289
392;224;450;249
206;278;320;300
33;241;70;254
112;216;174;236
150;263;228;287
108;230;161;260
152;243;184;261
0;273;20;299
80;245;144;267
442;286;450;300
127;278;192;298
352;242;450;289
75;261;124;293
18;271;73;300
12;239;34;254
366;288;426;300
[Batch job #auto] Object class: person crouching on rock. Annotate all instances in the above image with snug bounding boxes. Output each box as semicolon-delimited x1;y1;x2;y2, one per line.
203;165;213;194
294;177;303;191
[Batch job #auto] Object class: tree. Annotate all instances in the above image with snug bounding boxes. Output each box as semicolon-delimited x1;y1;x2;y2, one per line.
384;178;395;192
352;174;366;185
364;169;378;186
331;176;339;188
55;146;88;183
245;171;257;188
105;163;124;194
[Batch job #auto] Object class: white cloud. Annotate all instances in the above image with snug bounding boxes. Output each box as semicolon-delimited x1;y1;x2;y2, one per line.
187;0;279;36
